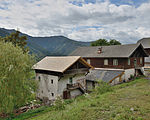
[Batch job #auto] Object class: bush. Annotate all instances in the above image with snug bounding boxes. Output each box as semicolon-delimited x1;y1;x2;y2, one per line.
93;80;113;95
54;97;65;110
129;74;134;80
64;99;74;105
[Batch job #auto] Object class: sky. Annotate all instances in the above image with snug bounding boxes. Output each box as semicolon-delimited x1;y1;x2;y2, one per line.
0;0;150;44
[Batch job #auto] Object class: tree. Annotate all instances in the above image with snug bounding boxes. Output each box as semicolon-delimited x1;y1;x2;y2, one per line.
0;41;37;114
91;39;121;46
109;39;121;45
91;39;109;46
0;30;28;53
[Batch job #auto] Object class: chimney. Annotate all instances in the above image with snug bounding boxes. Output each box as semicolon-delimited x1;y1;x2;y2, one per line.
97;47;102;54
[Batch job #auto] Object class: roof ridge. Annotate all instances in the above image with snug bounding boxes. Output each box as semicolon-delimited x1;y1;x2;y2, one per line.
70;43;147;58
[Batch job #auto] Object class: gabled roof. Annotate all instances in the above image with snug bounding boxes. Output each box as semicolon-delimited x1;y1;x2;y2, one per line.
70;44;148;58
137;38;150;49
33;56;93;73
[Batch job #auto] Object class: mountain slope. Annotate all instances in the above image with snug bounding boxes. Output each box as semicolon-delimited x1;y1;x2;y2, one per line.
28;36;90;55
0;28;90;59
0;28;10;37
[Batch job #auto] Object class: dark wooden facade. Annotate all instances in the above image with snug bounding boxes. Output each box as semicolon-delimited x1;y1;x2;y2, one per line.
64;60;90;74
84;57;144;69
82;44;147;69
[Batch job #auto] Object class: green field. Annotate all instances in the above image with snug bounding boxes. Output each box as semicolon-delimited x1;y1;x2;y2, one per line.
3;77;150;120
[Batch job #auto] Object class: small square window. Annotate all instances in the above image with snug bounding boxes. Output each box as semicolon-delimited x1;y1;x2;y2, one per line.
87;59;91;64
69;77;73;84
51;79;53;84
104;59;108;65
113;59;118;66
51;93;54;97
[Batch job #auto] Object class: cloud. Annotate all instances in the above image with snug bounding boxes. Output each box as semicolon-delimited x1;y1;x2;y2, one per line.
0;0;150;44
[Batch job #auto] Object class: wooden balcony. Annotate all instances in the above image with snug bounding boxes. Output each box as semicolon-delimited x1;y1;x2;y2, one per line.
67;83;85;93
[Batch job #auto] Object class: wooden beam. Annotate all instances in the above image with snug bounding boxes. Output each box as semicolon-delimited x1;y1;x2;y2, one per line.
109;71;124;83
80;57;94;69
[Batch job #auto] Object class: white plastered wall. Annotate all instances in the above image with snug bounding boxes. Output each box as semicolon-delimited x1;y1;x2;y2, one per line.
57;73;86;97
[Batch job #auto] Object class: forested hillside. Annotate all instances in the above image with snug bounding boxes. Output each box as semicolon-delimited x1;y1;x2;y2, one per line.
0;28;90;59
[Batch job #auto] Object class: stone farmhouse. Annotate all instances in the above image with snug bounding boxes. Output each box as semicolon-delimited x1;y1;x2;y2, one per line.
33;56;93;100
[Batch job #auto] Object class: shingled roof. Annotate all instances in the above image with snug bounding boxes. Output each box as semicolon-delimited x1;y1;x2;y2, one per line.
70;44;148;58
33;56;93;73
137;38;150;49
86;69;124;83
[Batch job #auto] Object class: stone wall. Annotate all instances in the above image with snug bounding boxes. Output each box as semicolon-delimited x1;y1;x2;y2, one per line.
70;89;82;98
123;68;135;81
36;73;86;100
111;77;120;85
36;73;58;100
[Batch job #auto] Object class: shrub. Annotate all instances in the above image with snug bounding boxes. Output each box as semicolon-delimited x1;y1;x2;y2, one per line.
130;74;134;80
64;99;74;105
93;80;113;95
54;97;65;110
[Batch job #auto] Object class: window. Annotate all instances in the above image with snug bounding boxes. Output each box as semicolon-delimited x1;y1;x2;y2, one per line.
51;93;54;97
104;59;108;65
51;79;53;84
134;59;137;67
69;77;73;84
128;58;130;65
38;76;41;81
87;59;91;64
140;57;143;64
113;59;118;66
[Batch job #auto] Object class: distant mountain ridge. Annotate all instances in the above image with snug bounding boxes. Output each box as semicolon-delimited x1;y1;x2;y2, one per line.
0;28;90;59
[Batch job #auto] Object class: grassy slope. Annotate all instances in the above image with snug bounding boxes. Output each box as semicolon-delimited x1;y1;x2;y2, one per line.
11;78;150;120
